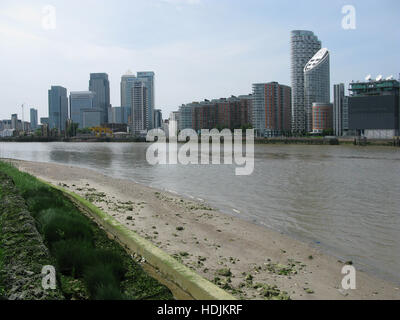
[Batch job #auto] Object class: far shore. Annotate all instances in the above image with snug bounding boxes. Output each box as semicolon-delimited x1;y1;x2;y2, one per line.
4;159;400;300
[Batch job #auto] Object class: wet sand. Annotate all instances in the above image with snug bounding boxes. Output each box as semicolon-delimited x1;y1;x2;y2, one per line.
6;159;400;300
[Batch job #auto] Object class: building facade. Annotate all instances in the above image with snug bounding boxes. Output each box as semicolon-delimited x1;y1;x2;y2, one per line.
178;95;252;133
69;91;96;128
153;109;163;129
348;78;400;139
137;72;155;130
291;30;321;133
304;48;330;133
132;81;148;135
252;82;291;137
333;84;349;136
120;71;137;124
48;86;68;132
312;102;333;134
89;73;110;124
30;108;38;130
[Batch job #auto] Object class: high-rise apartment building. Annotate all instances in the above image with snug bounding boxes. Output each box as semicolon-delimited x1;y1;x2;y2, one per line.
304;48;331;132
252;82;291;137
69;91;96;128
89;73;110;124
48;86;68;131
291;30;321;133
333;84;349;136
30;108;38;130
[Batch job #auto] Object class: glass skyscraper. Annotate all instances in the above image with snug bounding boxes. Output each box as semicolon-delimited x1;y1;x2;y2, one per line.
304;48;330;133
69;91;96;128
89;73;110;124
137;72;155;130
290;30;321;133
30;108;38;130
48;86;68;131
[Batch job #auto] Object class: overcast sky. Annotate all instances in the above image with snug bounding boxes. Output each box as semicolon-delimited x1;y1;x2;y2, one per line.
0;0;399;120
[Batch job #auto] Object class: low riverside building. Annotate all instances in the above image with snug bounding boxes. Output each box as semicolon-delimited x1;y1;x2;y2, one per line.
312;102;333;134
348;77;400;139
178;95;252;133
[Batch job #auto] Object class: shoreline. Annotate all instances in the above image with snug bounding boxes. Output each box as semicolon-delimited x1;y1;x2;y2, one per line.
4;158;400;300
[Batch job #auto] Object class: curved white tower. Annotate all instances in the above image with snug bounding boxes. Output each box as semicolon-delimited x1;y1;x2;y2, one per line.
304;48;330;133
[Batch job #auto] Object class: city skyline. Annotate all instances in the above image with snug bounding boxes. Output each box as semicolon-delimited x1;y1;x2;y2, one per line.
0;0;399;120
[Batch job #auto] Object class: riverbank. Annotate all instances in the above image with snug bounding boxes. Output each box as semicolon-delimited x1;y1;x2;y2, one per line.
1;136;399;147
0;162;173;300
5;159;400;300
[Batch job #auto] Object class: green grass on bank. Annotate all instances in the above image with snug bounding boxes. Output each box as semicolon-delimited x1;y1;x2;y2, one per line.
0;161;172;300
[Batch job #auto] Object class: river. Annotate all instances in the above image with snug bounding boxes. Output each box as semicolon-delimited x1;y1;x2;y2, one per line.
1;142;399;284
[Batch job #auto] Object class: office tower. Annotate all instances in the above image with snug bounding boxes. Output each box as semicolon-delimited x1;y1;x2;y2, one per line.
11;114;18;130
137;72;155;130
120;71;137;123
333;84;349;136
348;77;400;139
82;109;102;128
153;109;163;129
252;82;291;137
291;30;321;133
89;73;110;124
179;103;195;131
132;81;148;134
69;91;96;128
304;48;331;132
312;102;333;134
30;108;38;130
48;86;68;131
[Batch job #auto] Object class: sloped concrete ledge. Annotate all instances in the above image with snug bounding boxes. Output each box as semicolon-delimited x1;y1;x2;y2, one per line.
41;179;235;301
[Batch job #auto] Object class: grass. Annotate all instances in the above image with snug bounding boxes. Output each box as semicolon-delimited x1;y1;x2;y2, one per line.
0;161;173;300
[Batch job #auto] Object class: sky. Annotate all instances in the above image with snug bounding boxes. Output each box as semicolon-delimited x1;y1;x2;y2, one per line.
0;0;399;120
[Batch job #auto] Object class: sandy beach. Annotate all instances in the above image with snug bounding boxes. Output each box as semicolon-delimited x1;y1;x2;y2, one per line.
6;159;400;300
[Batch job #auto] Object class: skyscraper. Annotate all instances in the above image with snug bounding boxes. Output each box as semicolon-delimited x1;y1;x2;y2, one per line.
290;30;321;133
89;73;110;124
333;83;349;136
69;91;96;128
252;82;292;137
120;71;137;123
30;108;38;130
137;72;155;130
48;86;68;131
304;48;330;133
132;81;148;134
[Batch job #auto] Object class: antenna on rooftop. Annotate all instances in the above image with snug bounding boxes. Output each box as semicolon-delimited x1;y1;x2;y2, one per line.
365;74;371;81
376;75;383;81
386;75;393;80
